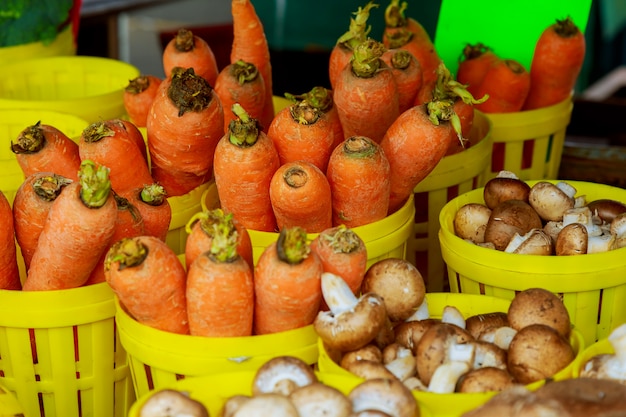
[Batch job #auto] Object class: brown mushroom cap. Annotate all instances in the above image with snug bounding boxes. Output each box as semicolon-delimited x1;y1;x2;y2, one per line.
231;393;300;417
343;359;398;381
456;367;518;393
454;203;492;243
221;395;251;417
459;385;568;417
507;288;571;339
289;382;353;417
587;199;626;224
252;356;318;396
555;223;588;255
528;181;575;222
504;229;553;255
140;389;209;417
393;318;441;354
483;176;531;210
465;312;509;340
484;200;543;251
340;344;383;369
349;378;418;417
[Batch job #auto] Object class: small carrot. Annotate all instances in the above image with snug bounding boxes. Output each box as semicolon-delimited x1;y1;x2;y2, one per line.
0;190;21;290
213;103;280;232
162;28;220;87
214;59;266;134
380;98;457;213
309;224;367;296
12;172;72;272
269;160;333;233
381;48;423;113
79;119;154;196
253;227;323;335
23;160;118;291
117;119;149;164
231;0;274;131
267;100;337;172
11;121;82;182
123;74;163;128
147;67;225;197
184;208;253;270
186;215;254;337
523;16;586;110
473;58;531;113
326;135;391;228
328;1;378;90
125;183;172;242
333;39;400;143
456;43;499;98
104;236;189;334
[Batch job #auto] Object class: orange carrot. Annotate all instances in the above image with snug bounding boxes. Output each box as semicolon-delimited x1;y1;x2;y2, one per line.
213;103;280;232
79;119;154;196
333;39;400;143
326;135;391;228
328;1;378;90
523;16;586;110
123;74;163;128
184;208;253;270
147;67;225;197
23;160;118;291
104;236;190;334
231;0;275;131
382;48;423;113
309;225;367;296
214;59;266;134
125;183;172;242
456;43;499;98
267;100;337;172
269;160;332;233
186;215;254;337
473;59;531;113
118;119;149;164
12;172;72;272
253;227;323;335
11;121;82;182
162;28;220;87
380;98;457;213
0;190;21;290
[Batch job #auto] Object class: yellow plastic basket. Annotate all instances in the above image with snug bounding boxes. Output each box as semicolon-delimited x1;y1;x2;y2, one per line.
0;284;135;417
317;292;585;417
408;111;493;292
439;180;626;346
572;337;613;378
0;56;140;123
0;24;76;65
0;382;24;417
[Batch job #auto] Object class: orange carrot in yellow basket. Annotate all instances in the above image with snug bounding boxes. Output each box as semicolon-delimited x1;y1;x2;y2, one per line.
0;189;21;290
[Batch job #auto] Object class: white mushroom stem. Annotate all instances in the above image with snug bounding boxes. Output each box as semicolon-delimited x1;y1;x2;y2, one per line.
610;214;626;249
321;272;358;315
563;207;602;237
478;326;518;351
447;342;475;363
427;361;471;393
588;233;616;254
609;323;626;365
555;181;577;199
384;347;417;381
441;305;466;329
404;298;429;322
496;170;519;179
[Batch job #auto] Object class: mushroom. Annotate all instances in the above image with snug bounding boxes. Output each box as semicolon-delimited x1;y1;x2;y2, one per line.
580;323;626;383
562;206;603;237
453;203;492;243
483;199;543;251
588;232;617;253
428;360;471;394
251;356;318;396
231;393;300;417
441;305;466;329
393;318;441;354
528;181;576;222
555;222;588;255
381;344;418;382
343;359;398;381
349;378;418;417
139;389;208;417
314;272;387;352
459;385;568;417
503;228;553;255
507;287;571;339
221;395;251;417
289;382;353;417
587;199;626;223
477;326;518;351
361;258;426;323
403;297;430;322
610;212;626;250
465;312;509;340
340;344;383;369
471;341;508;370
483;171;531;210
455;367;518;393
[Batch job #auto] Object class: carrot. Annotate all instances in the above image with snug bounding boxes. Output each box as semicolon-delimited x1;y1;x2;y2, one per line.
22;160;118;291
381;48;423;113
309;224;367;296
213;103;280;232
267;100;337;172
328;1;378;90
214;59;266;134
380;98;457;213
473;58;531;113
117;119;149;164
231;0;274;131
184;208;253;270
126;183;172;242
123;74;163;128
326;135;391;228
186;214;254;337
456;43;499;98
0;190;21;290
10;121;82;182
162;28;220;87
79;119;154;196
523;16;586;110
269;160;332;233
333;39;400;144
147;67;225;197
253;227;323;335
12;172;72;272
104;236;189;334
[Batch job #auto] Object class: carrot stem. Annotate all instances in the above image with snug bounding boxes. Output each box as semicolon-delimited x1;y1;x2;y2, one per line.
81;121;115;143
207;215;239;263
78;160;112;209
168;67;213;116
351;39;386;78
285;86;333;112
173;28;195;52
105;238;148;270
336;1;378;49
231;59;260;85
276;227;310;265
289;101;321;125
139;183;167;206
384;0;407;29
433;63;488;105
10;121;47;153
33;174;73;201
228;103;261;146
318;224;362;254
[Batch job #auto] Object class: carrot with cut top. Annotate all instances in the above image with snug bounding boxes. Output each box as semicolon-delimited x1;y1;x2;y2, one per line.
23;160;118;291
0;190;21;290
147;67;225;197
334;39;400;144
125;183;172;242
104;236;189;334
184;208;253;269
213;103;280;232
269;160;332;233
382;48;423;113
118;119;149;164
163;28;219;87
214;59;266;134
231;0;274;131
523;16;586;110
124;74;163;128
11;121;82;182
12;172;72;272
186;215;254;337
326;135;391;228
473;58;531;113
456;43;499;98
253;226;323;335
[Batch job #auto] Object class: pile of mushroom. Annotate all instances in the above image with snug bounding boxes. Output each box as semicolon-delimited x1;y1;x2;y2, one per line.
453;170;626;255
580;323;626;384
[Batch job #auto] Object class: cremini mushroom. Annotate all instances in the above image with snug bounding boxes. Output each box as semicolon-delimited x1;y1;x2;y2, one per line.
453;203;492;243
221;395;251;417
441;305;466;329
471;341;508;370
231;393;300;417
393;318;441;354
382;344;418;382
610;212;626;250
580;323;626;383
340;344;383;369
483;171;531;210
349;378;419;417
139;389;208;417
465;312;509;340
477;326;518;351
507;288;571;339
528;181;576;222
503;228;553;255
562;206;603;237
455;367;517;393
428;360;471;394
289;382;353;417
251;356;318;396
343;359;398;381
587;199;626;223
555;222;588;255
483;199;543;251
